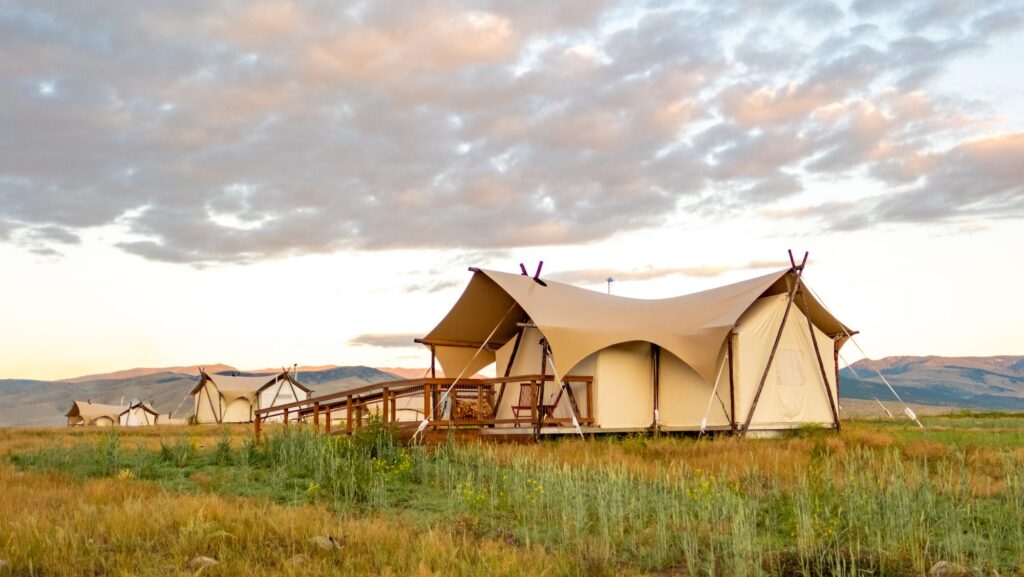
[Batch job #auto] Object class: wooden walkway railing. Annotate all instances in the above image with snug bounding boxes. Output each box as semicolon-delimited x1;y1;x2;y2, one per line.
253;374;594;440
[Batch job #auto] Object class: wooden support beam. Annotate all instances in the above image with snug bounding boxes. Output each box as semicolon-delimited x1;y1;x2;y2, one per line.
424;383;432;422
586;379;594;424
534;344;547;438
727;332;738;432
651;344;661;432
834;342;841;403
493;325;525;418
430;346;436;379
414;337;502;351
800;288;841;430
346;395;353;434
741;255;807;436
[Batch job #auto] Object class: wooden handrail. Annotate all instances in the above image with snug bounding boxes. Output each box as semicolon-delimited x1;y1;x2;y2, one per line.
254;374;593;416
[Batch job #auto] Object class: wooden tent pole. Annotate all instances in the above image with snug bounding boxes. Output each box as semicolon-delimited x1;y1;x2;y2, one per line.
429;346;437;379
834;343;841;401
493;323;525;418
727;332;738;432
800;288;841;430
651;344;661;432
535;343;547;438
741;253;807;436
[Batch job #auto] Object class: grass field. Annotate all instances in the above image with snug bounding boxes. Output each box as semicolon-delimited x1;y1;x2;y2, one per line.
1;414;1023;576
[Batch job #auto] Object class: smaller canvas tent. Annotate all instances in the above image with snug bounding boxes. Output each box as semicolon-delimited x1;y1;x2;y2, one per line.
66;400;161;427
66;401;127;427
191;370;311;424
118;401;160;426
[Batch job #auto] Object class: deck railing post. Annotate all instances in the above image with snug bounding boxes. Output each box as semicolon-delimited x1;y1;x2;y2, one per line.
382;388;389;424
586;379;594;424
424;383;431;424
283;407;289;427
346;395;353;434
325;406;332;434
313;402;320;429
254;413;261;442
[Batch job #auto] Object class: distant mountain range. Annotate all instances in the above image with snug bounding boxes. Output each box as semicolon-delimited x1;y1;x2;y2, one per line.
3;355;1022;427
840;356;1024;411
0;365;402;427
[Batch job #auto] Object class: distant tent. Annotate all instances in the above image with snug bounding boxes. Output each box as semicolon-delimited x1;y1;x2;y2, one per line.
191;370;311;424
66;401;127;427
420;264;852;432
118;401;160;426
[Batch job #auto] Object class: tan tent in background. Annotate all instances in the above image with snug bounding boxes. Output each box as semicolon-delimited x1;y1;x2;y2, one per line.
66;400;165;427
66;401;128;427
118;401;160;426
191;370;311;424
420;259;852;433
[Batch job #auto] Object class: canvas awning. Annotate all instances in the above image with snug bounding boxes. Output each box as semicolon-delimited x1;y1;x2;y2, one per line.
423;268;852;384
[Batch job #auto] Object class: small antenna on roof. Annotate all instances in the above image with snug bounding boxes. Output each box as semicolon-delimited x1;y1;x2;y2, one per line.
606;277;614;295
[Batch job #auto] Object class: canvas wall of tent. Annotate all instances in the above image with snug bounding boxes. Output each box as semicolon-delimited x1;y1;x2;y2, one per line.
263;255;853;437
192;370;312;424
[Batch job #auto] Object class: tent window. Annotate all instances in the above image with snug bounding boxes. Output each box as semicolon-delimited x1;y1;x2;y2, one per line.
776;349;806;388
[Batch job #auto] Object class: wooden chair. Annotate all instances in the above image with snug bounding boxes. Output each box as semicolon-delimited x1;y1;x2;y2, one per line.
512;382;566;425
511;382;535;424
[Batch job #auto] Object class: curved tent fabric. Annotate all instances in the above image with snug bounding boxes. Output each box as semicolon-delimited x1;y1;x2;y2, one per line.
66;401;130;425
425;268;851;386
191;373;311;404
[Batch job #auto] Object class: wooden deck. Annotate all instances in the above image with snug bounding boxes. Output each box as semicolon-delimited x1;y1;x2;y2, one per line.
253;374;595;441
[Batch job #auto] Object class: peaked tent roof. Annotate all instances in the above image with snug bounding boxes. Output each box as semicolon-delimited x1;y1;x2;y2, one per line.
190;371;311;401
121;402;160;416
423;267;851;384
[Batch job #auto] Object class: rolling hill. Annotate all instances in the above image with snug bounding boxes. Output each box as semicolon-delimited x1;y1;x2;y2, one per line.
840;355;1024;411
6;356;1023;427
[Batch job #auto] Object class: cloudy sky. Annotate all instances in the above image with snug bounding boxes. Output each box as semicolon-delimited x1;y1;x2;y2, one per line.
2;0;1023;380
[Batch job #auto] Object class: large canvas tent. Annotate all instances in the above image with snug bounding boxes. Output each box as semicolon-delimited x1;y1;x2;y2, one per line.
419;262;852;432
191;370;311;424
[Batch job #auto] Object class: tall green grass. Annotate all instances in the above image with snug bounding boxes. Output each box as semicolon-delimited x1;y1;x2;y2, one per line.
10;422;1024;576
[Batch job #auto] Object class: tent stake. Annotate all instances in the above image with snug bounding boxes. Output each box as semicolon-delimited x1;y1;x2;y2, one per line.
741;253;807;436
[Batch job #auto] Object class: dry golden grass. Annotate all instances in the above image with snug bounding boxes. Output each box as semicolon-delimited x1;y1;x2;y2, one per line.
0;462;569;577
